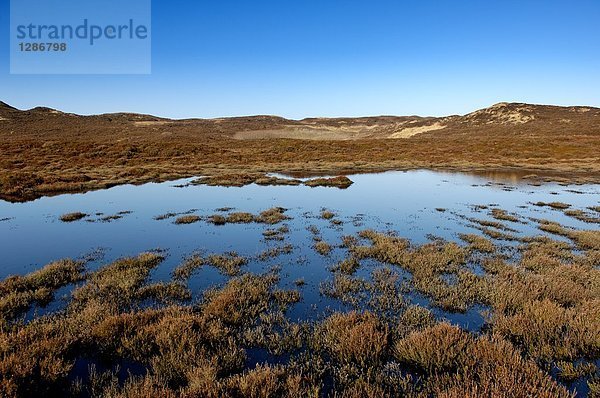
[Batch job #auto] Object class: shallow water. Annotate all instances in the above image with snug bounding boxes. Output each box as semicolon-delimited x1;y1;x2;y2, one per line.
1;170;599;327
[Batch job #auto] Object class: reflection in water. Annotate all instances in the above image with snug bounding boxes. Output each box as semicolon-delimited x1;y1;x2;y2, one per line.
1;170;598;328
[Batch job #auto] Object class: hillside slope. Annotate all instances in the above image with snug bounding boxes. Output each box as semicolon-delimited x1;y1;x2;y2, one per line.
1;102;599;201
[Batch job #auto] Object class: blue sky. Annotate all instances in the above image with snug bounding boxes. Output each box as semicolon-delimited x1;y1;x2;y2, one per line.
1;0;599;119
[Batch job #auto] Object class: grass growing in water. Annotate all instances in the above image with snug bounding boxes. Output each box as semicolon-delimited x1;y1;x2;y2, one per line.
174;215;201;224
59;212;87;222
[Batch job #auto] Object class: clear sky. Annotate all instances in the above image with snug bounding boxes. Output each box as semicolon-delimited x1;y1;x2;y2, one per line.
1;0;599;119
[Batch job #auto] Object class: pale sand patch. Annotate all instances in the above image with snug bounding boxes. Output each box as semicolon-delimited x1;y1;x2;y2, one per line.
389;123;446;138
234;127;374;140
0;116;7;121
134;121;171;127
465;103;534;125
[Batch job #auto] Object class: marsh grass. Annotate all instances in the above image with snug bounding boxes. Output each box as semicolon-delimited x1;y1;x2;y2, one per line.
555;361;597;383
469;217;517;232
172;254;205;280
0;259;84;322
333;257;360;275
3;219;600;397
174;215;201;224
207;207;290;226
59;212;87;222
258;244;293;261
303;176;353;189
459;233;495;253
564;209;600;224
475;225;521;241
257;207;290;224
207;214;226;225
320;274;366;306
320;210;335;220
491;208;520;222
534;201;572;210
314;241;332;256
225;212;255;223
207;252;248;276
538;220;600;251
263;225;290;241
191;173;354;190
394;323;571;397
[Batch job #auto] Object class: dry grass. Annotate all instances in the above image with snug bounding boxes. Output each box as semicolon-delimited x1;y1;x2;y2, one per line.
394;323;571;397
174;215;201;224
459;233;495;253
320;209;335;220
491;208;520;222
172;254;205;280
192;173;353;190
538;220;600;251
314;241;332;256
319;311;389;367
534;201;571;210
0;259;84;322
304;176;354;189
256;207;290;224
564;209;600;223
225;212;255;223
3;102;600;202
334;257;360;275
59;212;87;222
2;215;600;396
258;244;293;261
262;225;290;241
207;252;248;276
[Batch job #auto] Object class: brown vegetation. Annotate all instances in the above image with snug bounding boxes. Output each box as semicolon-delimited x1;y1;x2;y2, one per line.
2;102;600;202
59;212;87;222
